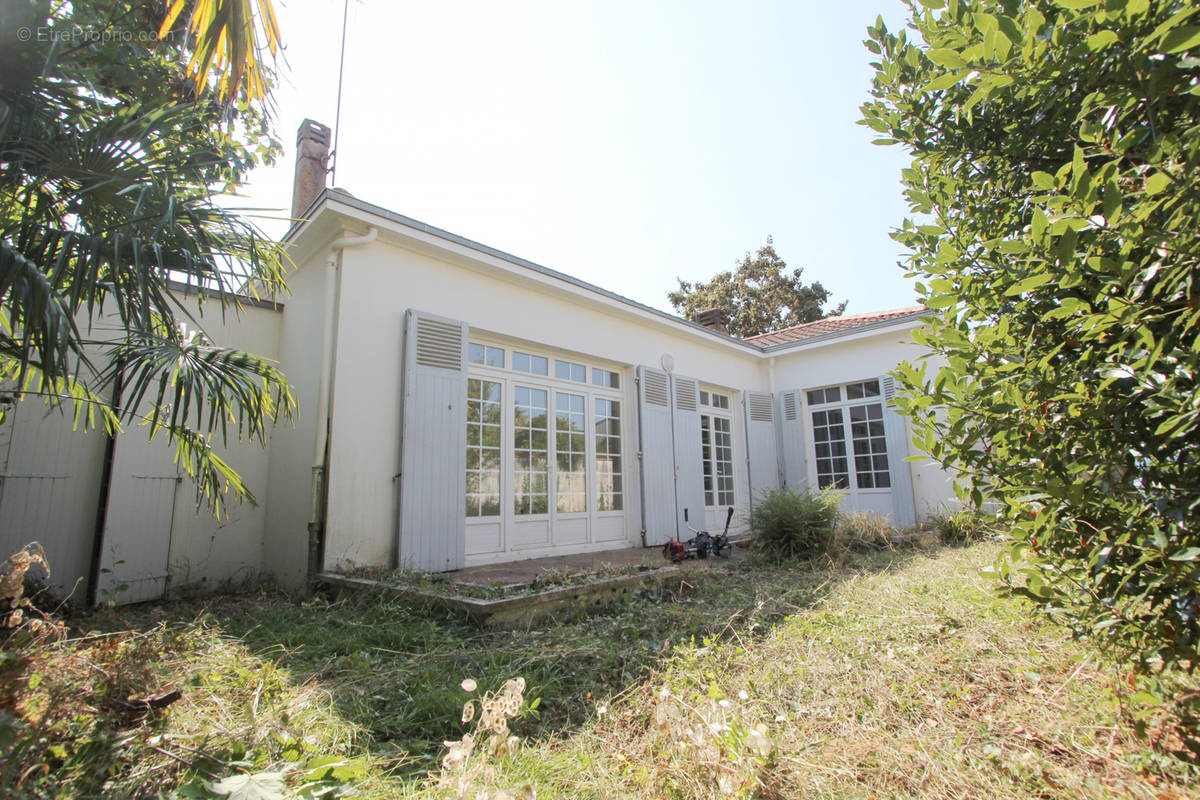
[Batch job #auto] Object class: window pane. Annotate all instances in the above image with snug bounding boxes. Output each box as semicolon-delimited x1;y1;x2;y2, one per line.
848;402;890;490
700;415;735;507
592;368;620;389
465;379;502;517
485;346;504;367
555;392;587;514
595;397;623;511
811;407;848;489
469;343;484;364
514;386;549;515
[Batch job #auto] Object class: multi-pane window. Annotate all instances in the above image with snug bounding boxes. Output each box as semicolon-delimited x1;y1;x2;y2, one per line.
850;403;890;488
701;415;734;506
555;392;587;512
592;368;620;389
466;344;624;525
811;408;849;489
808;379;893;492
555;360;586;382
466;379;502;516
594;398;623;510
514;386;549;514
513;351;549;376
469;343;504;368
699;391;730;409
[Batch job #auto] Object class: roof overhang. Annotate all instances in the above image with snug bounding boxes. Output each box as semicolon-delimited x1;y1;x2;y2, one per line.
285;189;762;355
284;189;928;360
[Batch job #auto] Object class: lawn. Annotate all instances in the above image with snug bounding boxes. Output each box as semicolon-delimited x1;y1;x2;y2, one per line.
3;543;1197;799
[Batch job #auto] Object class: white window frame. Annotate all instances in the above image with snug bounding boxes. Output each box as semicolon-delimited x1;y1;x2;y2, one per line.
805;379;891;495
464;339;627;548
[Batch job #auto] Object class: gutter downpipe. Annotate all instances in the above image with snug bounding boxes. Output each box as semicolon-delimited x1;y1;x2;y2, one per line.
307;226;378;588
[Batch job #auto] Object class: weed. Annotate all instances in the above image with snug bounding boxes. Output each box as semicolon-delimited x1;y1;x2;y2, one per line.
433;677;536;800
925;508;997;546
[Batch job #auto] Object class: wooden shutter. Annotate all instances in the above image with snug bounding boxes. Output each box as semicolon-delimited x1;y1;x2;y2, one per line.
777;389;809;491
637;366;676;545
743;390;780;505
880;374;917;528
671;374;705;541
397;310;468;570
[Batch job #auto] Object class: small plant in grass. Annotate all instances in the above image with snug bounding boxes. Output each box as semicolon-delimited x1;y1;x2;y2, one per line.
833;510;898;554
435;677;537;800
642;679;773;798
747;487;841;561
926;508;995;546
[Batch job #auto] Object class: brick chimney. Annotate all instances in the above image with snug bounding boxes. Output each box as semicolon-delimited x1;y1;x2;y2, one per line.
695;307;729;334
291;119;331;221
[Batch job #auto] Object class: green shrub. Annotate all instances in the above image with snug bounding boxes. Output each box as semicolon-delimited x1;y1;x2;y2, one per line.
748;487;840;561
864;0;1200;691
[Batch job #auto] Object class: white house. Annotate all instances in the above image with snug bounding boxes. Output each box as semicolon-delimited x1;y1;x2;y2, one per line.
0;120;954;605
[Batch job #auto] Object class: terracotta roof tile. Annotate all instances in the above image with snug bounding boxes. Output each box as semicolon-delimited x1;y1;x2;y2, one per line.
744;306;927;348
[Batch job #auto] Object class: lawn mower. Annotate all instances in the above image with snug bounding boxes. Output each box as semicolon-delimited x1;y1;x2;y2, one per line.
662;507;734;562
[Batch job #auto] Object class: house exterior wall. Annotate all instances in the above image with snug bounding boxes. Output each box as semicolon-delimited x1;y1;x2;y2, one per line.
770;326;955;519
318;235;765;571
2;189;960;601
261;255;330;587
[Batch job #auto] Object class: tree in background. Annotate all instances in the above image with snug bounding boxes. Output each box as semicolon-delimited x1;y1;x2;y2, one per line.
0;0;290;513
668;237;846;338
862;0;1200;729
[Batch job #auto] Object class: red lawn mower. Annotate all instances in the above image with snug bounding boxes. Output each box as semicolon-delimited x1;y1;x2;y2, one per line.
663;507;734;562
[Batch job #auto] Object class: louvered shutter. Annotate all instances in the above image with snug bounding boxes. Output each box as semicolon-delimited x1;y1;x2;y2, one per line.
743;390;780;505
671;375;705;541
880;374;917;528
777;389;809;490
397;310;468;570
637;366;676;545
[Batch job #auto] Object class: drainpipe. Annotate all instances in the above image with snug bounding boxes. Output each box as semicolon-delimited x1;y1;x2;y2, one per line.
307;226;378;587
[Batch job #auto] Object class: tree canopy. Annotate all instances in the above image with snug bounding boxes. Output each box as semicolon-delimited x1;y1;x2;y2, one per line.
1;0;291;513
862;0;1200;699
668;238;846;338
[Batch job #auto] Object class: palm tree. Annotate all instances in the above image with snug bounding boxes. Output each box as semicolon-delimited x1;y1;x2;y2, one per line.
1;0;291;513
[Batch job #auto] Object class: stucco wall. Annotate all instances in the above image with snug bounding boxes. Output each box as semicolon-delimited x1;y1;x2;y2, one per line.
319;235;767;571
261;257;330;588
770;326;956;519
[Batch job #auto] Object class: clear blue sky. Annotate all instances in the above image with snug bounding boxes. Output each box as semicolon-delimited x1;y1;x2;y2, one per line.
239;0;917;317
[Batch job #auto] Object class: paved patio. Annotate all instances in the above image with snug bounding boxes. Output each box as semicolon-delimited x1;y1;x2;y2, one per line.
450;541;749;586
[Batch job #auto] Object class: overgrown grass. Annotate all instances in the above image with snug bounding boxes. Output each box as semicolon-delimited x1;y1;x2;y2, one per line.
4;543;1197;798
490;545;1200;799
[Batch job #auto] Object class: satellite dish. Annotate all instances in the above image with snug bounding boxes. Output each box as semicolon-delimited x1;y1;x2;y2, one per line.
661;354;675;372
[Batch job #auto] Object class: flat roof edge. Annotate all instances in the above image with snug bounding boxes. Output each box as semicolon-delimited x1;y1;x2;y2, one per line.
168;279;284;311
297;190;762;353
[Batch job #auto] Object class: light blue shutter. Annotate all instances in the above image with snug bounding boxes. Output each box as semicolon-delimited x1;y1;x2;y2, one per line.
671;375;705;540
397;310;468;570
777;389;809;490
637;366;676;545
880;375;916;528
743;391;780;506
